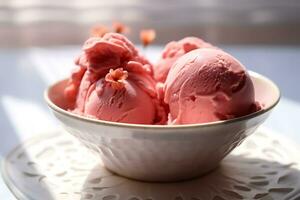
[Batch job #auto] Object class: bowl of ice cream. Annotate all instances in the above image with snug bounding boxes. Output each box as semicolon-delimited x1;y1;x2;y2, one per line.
45;32;280;182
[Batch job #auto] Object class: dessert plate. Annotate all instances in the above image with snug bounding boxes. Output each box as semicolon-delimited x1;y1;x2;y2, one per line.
2;128;300;200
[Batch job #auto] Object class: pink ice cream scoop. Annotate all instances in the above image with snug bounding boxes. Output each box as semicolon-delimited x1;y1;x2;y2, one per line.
164;48;259;124
154;37;214;83
64;33;166;124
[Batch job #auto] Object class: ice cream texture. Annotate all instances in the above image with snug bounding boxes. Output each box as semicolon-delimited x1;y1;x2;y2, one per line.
164;48;259;124
154;37;214;83
64;32;259;125
65;33;166;124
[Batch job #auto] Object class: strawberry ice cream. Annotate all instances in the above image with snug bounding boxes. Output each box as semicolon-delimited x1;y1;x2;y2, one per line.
164;48;259;124
154;37;214;83
64;29;260;125
64;33;166;124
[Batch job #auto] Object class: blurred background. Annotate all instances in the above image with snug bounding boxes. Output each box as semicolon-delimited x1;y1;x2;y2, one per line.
1;0;300;198
1;0;300;46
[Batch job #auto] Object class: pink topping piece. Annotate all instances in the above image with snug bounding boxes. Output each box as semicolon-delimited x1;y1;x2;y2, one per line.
90;25;109;37
112;21;129;34
105;68;129;90
140;29;156;47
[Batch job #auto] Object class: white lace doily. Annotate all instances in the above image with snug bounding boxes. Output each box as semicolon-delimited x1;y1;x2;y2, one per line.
2;128;300;200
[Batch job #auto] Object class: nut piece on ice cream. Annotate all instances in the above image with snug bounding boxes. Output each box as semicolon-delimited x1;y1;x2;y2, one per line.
65;33;167;124
105;68;128;90
154;37;215;83
164;48;259;125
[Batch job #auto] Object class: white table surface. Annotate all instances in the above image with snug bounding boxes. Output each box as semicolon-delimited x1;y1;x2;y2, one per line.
1;45;300;199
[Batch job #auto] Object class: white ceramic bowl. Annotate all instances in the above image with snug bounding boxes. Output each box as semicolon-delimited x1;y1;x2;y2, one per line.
45;71;280;182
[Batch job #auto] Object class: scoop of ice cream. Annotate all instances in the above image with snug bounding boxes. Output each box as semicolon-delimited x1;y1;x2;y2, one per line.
78;68;157;124
65;33;167;124
76;33;152;75
154;37;214;83
164;48;258;124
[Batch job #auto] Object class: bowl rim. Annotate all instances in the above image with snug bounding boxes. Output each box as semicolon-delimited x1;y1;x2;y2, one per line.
44;71;280;130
